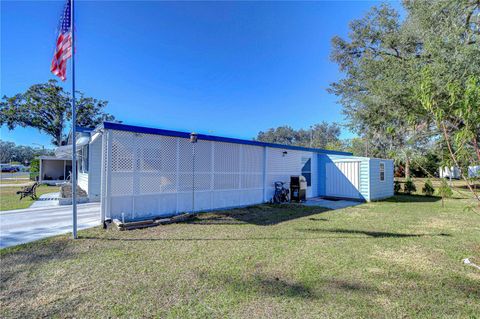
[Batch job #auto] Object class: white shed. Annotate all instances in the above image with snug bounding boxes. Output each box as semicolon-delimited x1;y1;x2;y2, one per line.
318;154;394;201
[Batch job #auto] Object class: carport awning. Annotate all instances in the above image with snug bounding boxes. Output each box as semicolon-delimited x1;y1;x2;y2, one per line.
54;136;90;157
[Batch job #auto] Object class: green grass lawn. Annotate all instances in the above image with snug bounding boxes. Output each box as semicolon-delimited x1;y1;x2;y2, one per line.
0;179;30;185
0;184;59;211
1;195;479;318
396;177;479;196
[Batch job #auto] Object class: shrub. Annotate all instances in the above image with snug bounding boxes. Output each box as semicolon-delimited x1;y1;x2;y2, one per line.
403;178;417;195
437;179;453;208
29;158;40;181
394;180;402;194
422;179;435;196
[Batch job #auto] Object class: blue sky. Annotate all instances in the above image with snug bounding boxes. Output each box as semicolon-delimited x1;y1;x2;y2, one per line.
1;0;401;148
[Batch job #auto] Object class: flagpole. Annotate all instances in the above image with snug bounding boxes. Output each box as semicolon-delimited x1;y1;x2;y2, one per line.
71;0;78;239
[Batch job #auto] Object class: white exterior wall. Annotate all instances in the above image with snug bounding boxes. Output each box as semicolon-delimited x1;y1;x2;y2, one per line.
78;172;89;193
369;159;394;200
41;160;68;181
78;138;102;201
87;136;102;201
318;155;370;201
98;127;394;221
100;129;322;221
265;147;317;200
102;130;266;221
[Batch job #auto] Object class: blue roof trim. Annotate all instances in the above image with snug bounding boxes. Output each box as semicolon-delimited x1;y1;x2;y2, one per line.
101;122;353;156
76;126;94;133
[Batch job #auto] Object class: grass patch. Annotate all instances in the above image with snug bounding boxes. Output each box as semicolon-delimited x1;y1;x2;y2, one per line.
1;196;479;318
396;177;478;198
0;179;31;185
0;184;59;211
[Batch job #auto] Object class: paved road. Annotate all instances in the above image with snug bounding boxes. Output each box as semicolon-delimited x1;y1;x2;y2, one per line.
0;172;29;180
0;203;100;249
0;183;31;187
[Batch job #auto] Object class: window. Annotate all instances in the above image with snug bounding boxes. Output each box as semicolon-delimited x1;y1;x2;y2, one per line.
301;157;312;187
380;162;385;181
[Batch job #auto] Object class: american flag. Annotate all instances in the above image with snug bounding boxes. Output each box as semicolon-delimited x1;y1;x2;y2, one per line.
51;0;72;81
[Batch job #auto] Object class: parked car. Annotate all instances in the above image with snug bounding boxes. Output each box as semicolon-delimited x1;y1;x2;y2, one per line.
12;165;28;172
1;165;17;173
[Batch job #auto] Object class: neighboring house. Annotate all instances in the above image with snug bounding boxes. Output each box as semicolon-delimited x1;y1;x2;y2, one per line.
468;166;480;178
48;122;394;222
439;166;480;179
38;156;72;185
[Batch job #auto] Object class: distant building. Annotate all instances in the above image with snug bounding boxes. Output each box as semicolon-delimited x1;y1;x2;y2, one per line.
439;166;480;179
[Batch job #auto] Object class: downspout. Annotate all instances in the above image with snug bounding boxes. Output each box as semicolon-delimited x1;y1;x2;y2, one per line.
263;147;268;202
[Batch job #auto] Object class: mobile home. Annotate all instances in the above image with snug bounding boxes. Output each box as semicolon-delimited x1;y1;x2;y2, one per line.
54;122;394;222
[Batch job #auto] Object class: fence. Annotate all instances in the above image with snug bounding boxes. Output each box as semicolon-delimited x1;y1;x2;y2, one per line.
100;129;318;221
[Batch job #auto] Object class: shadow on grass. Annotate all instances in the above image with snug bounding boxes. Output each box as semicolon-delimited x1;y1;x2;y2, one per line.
80;229;450;242
297;228;451;238
0;239;75;282
197;272;377;300
384;195;441;203
187;204;330;226
80;235;380;242
197;271;318;299
455;183;480;190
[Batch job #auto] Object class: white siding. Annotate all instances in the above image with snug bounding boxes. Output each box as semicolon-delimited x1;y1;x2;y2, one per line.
265;147;317;201
318;154;370;201
78;172;89;193
87;137;102;201
103;130;265;221
98;128;394;220
40;159;68;181
325;161;361;199
100;130;323;221
78;138;102;201
369;159;394;200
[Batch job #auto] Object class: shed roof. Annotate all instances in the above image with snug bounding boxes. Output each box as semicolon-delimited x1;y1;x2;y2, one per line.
100;122;353;156
38;156;71;160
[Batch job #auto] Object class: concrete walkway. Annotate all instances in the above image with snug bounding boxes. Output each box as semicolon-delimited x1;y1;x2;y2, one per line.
0;202;100;249
29;192;61;208
303;197;362;210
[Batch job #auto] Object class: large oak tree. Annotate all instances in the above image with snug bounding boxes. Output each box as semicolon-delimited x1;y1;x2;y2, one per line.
0;80;115;146
256;122;342;150
329;0;480;178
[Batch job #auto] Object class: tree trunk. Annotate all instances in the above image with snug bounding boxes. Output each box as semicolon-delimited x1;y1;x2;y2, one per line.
472;137;480;162
405;157;410;179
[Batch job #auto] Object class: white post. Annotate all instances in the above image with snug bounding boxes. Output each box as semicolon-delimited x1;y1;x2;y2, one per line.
192;142;195;213
132;134;138;220
70;0;78;239
39;158;43;183
100;132;106;224
210;142;214;210
105;131;112;219
175;139;180;214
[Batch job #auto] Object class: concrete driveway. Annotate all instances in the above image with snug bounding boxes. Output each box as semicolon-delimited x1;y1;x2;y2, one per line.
0;202;100;249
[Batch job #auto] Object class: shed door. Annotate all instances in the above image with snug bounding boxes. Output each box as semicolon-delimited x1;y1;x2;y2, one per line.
325;161;360;199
